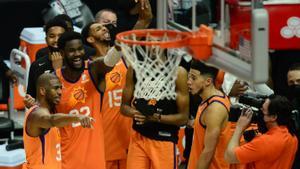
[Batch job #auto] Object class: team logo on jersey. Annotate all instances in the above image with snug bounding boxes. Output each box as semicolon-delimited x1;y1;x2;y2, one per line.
110;72;121;84
70;86;87;106
148;99;157;106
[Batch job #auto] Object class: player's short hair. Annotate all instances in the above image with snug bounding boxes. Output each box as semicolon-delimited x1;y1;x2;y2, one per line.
58;31;82;50
36;73;58;91
288;63;300;71
44;18;68;34
54;14;73;26
95;9;117;21
190;59;219;81
81;22;96;46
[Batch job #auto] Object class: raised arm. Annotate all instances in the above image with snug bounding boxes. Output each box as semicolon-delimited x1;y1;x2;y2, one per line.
225;108;253;164
131;0;153;30
197;103;228;169
26;108;94;137
89;46;122;91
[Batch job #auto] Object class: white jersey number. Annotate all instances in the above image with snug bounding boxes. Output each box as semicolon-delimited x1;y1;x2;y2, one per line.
56;143;61;161
108;89;123;108
69;106;91;127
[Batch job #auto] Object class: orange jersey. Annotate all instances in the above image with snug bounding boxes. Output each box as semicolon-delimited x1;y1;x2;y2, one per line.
55;68;105;169
102;60;132;161
188;95;231;169
235;126;298;169
23;105;61;169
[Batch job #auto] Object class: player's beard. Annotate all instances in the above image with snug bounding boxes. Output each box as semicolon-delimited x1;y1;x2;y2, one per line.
96;37;110;46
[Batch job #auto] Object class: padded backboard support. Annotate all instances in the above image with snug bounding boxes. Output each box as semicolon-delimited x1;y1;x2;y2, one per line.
157;0;269;83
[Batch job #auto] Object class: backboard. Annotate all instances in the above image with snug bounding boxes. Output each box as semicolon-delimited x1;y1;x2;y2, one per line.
156;0;269;83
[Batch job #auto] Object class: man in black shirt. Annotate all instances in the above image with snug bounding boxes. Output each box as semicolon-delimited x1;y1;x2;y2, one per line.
26;19;68;100
35;14;73;61
287;63;300;169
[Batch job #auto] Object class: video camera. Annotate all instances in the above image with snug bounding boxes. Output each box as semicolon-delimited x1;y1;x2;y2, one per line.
229;93;269;141
229;93;268;123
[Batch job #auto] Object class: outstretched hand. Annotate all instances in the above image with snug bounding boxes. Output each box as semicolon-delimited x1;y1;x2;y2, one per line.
130;0;152;19
130;0;153;30
78;115;95;129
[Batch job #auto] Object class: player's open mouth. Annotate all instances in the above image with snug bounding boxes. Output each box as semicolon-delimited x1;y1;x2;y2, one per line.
72;58;82;65
54;97;61;103
104;32;111;40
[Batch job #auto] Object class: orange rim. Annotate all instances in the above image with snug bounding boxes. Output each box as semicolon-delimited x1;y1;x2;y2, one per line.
116;29;191;48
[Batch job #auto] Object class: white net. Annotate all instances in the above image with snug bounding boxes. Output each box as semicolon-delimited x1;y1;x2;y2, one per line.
119;32;188;101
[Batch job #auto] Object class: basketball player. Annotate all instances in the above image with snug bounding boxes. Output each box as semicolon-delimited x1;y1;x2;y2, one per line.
55;31;121;169
81;1;153;168
82;22;130;169
120;48;189;169
187;60;231;169
23;73;93;169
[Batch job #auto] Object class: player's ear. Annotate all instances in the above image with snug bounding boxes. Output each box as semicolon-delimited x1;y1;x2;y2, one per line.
87;36;95;44
205;76;213;86
39;87;46;96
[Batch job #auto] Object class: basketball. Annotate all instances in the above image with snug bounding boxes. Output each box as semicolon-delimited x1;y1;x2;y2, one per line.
110;72;121;83
73;88;85;101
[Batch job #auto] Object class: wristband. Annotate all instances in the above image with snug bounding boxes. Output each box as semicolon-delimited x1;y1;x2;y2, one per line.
104;47;122;67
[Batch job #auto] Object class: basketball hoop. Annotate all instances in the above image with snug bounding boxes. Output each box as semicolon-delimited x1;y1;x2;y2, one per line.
117;25;214;61
116;25;213;101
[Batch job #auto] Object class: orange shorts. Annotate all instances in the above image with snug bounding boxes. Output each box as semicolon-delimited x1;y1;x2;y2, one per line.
126;130;177;169
106;159;127;169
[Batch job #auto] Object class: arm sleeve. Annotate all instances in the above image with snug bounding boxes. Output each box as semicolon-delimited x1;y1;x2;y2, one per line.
234;135;267;163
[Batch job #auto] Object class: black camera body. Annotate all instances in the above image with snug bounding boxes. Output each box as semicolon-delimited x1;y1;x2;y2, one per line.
229;93;268;142
229;93;267;123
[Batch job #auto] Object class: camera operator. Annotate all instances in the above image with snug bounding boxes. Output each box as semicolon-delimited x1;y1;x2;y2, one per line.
224;95;298;169
287;63;300;169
